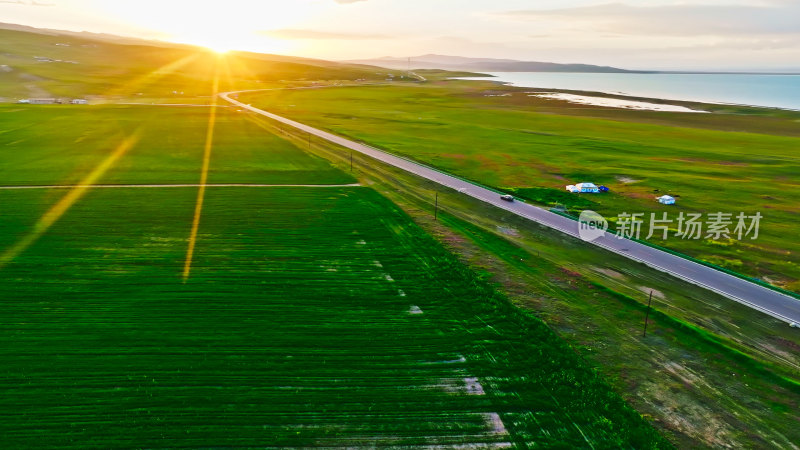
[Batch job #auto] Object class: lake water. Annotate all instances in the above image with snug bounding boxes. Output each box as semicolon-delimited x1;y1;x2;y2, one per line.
463;72;800;111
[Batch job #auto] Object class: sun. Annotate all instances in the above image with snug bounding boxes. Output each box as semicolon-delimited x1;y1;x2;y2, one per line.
204;43;231;55
175;34;238;54
171;32;292;56
96;1;320;55
170;30;267;55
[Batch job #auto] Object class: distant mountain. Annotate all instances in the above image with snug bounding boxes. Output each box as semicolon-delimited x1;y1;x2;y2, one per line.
344;54;644;73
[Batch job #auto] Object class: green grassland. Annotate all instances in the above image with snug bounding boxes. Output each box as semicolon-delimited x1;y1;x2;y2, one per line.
237;81;800;290
0;104;667;447
0;105;353;185
2;25;797;447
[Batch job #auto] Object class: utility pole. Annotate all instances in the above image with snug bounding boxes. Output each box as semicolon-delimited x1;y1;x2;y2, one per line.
434;193;439;221
643;290;653;337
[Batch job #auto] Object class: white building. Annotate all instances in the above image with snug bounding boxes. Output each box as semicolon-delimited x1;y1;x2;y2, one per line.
566;182;599;193
657;195;676;205
71;99;88;105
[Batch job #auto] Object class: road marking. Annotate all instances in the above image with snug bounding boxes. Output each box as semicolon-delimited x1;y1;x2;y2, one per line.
0;134;139;269
0;183;362;190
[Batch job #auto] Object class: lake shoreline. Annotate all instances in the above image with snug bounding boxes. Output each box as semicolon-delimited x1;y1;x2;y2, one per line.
453;72;800;112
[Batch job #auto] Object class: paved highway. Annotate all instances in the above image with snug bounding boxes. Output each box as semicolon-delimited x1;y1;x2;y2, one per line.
221;89;800;326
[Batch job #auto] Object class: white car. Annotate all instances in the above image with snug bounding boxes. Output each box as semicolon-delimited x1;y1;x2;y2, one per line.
790;322;799;328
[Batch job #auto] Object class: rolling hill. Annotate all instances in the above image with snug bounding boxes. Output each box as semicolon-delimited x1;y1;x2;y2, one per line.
0;23;390;100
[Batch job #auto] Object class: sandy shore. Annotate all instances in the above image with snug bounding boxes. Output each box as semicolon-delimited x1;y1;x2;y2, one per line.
528;92;708;113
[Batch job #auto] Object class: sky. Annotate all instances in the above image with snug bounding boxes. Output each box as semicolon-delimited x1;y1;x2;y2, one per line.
1;0;799;71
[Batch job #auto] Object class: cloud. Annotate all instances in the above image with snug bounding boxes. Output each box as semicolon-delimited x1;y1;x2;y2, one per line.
334;0;368;3
0;0;55;5
261;29;387;40
495;2;800;36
